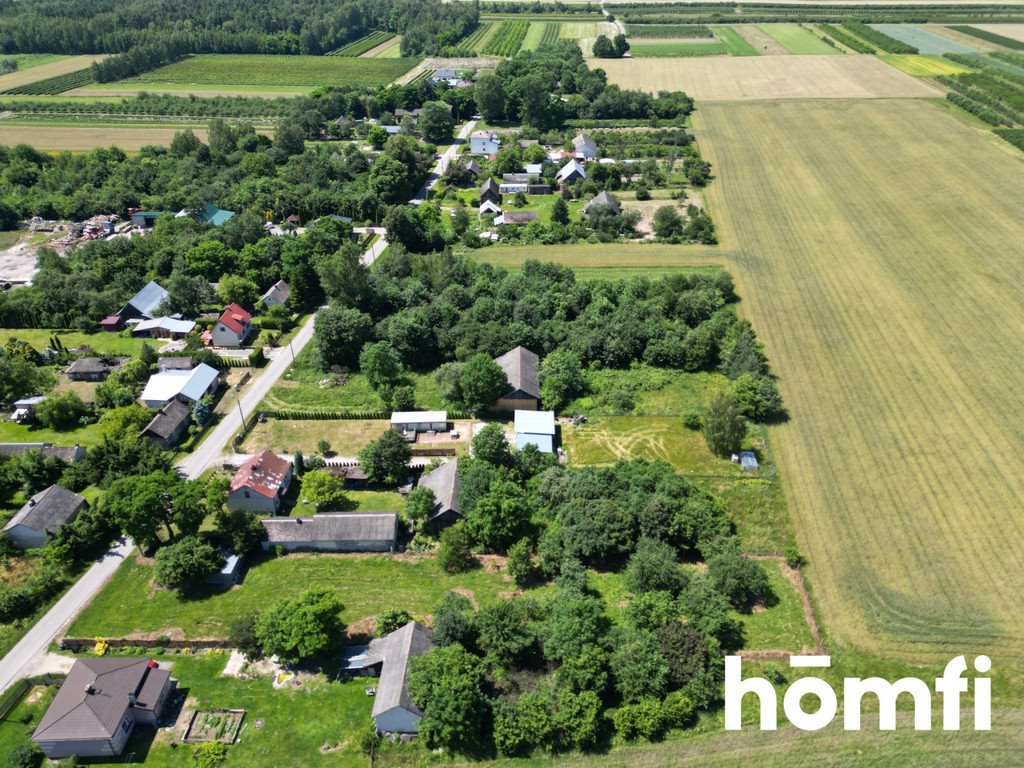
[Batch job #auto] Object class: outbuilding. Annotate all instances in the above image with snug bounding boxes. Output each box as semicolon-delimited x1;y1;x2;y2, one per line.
493;346;540;411
139;399;192;448
417;459;461;532
514;409;557;453
390;411;448;435
261;512;398;553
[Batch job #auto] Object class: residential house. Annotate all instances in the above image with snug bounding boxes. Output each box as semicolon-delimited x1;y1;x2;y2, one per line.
100;280;168;331
261;512;398;553
262;279;291;308
65;357;123;382
514;409;557;453
131;316;196;339
2;485;86;549
499;173;532;194
11;395;45;423
139;363;219;409
0;443;86;464
429;68;458;84
417;460;461;532
572;133;599;159
367;622;434;733
156;356;194;372
479;199;502;216
210;303;254;348
524;163;544;176
493;346;540;411
555;159;586;185
583;190;621;215
32;658;176;759
470;130;501;156
391;411;448;437
494;211;538;226
139;400;192;449
480;177;501;205
517;139;539;150
227;450;293;514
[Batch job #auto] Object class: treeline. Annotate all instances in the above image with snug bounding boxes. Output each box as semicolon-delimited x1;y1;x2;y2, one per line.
91;38;188;83
609;2;1024;24
479;2;601;13
398;0;480;56
940;56;1024;127
625;24;714;37
949;25;1024;51
0;93;295;119
841;21;917;54
819;23;874;53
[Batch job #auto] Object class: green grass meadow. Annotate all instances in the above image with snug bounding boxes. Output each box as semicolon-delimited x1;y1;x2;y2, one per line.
759;24;838;54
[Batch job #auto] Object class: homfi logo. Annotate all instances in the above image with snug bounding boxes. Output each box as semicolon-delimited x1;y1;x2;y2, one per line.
724;655;991;731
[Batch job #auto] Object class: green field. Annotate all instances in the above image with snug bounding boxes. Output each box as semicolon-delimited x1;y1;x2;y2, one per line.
711;26;760;56
521;22;561;50
0;328;150;355
110;54;417;90
880;54;973;77
327;31;395;56
759;24;837;55
630;41;730;57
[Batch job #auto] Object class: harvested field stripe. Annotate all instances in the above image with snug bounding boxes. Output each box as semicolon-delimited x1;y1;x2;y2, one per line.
0;55;105;92
949;25;1024;51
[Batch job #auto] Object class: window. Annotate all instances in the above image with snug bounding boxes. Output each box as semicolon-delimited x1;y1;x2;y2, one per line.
244;490;250;498
121;716;132;734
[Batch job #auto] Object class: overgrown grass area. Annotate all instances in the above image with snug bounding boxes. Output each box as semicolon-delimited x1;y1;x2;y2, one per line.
0;685;56;759
0;327;150;355
739;560;814;651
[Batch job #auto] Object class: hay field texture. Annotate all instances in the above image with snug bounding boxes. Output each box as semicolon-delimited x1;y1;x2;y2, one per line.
0;124;219;150
596;55;938;100
0;55;105;91
693;98;1024;665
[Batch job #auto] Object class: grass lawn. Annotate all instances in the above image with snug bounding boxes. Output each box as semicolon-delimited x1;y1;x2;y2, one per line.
0;418;107;448
738;560;815;651
243;419;392;456
261;346;444;413
0;685;56;759
0;328;150;356
759;24;838;54
69;552;515;640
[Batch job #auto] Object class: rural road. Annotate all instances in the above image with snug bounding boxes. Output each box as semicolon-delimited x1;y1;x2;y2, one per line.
0;123;478;695
0;537;133;696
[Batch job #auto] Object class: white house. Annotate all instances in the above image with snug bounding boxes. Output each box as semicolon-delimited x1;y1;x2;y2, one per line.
227;450;293;514
470;130;501;156
210;303;254;348
390;410;448;435
479;199;502;216
514;409;557;453
261;279;291;308
555;159;586;184
139;363;219;409
3;485;86;549
261;513;398;552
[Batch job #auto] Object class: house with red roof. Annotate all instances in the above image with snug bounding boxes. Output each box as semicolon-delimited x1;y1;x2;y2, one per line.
210;303;254;348
227;450;293;514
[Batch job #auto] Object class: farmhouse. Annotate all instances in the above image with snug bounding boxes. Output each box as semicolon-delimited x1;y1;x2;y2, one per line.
261;512;398;553
494;211;538;226
367;621;434;733
583;191;621;215
480;177;501;205
131;316;196;339
227;450;293;514
139;363;219;409
572;133;599;159
2;485;86;549
65;357;123;382
210;303;254;347
499;174;530;194
417;459;461;531
100;280;168;330
465;160;481;177
262;279;291;307
391;410;448;436
470;130;501;156
32;658;176;759
514;409;557;454
139;400;192;449
0;443;86;464
493;346;540;411
556;159;586;184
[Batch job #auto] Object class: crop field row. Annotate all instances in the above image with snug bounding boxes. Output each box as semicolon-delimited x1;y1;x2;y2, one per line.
326;30;395;56
879;54;971;78
628;26;759;58
0;54;104;91
870;24;976;55
1;67;93;95
481;18;530;55
112;54;417;89
842;21;919;54
950;24;1024;51
625;24;714;38
818;23;875;53
694;98;1024;664
462;22;496;53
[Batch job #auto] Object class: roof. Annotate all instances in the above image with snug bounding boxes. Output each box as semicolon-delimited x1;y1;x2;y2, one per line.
524;163;544;175
515;409;556;436
33;658;170;743
556;159;586;181
262;513;397;544
366;621;433;719
218;303;252;335
201;203;235;226
126;281;168;318
13;395;46;407
465;160;481;174
65;357;122;376
133;316;196;335
479;200;502;215
3;484;85;536
480;178;500;197
518;139;539;148
471;130;498;140
140;400;191;440
502;173;533;183
739;450;759;470
231;450;292;499
494;346;539;399
140;363;219;404
585;190;620;214
390;411;447;425
573;133;598;151
496;211;538;226
157;356;194;371
516;433;553;453
0;443;86;464
418;460;460;519
262;279;290;305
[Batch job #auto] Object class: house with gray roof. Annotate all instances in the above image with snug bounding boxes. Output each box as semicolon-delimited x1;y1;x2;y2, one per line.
480;177;501;205
365;621;434;733
99;280;169;331
493;346;540;411
32;657;176;759
3;485;86;549
139;400;192;449
0;443;86;464
417;460;461;532
583;190;621;215
65;357;124;382
261;513;397;553
262;279;291;308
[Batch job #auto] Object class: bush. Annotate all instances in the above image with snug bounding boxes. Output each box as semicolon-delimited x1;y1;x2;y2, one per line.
191;741;227;768
613;698;666;742
784;544;806;569
35;391;88;430
763;662;787;685
682;408;702;430
375;608;414;636
438;522;476;574
661;691;696;729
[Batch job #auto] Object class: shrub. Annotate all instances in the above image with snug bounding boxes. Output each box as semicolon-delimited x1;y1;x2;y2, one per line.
763;662;787;685
376;608;414;636
661;691;696;729
613;698;666;742
438;522;476;573
682;408;702;430
9;744;43;768
784;544;807;569
191;741;227;768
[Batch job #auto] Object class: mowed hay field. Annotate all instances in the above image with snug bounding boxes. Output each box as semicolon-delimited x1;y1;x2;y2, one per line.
0;124;219;150
0;54;105;91
694;99;1024;665
598;55;938;100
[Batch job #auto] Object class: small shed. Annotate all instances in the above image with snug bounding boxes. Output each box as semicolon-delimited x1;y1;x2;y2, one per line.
206;552;243;586
390;411;448;434
739;451;759;471
514;409;557;454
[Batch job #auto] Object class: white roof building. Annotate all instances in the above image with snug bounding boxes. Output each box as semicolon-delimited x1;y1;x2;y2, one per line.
140;363;219;408
132;317;196;336
514;409;556;453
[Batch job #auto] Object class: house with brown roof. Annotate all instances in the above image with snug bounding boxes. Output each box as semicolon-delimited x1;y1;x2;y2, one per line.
261;512;398;552
139;400;192;449
3;485;86;549
210;303;254;348
493;346;540;411
227;450;293;514
417;460;461;532
32;658;176;759
65;357;124;382
0;443;86;464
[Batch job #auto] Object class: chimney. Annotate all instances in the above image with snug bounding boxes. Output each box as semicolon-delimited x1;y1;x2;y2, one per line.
28;499;36;507
295;518;302;525
84;683;95;694
127;693;137;707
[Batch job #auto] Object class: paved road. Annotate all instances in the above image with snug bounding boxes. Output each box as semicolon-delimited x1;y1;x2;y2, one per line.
409;119;476;206
0;122;477;696
0;537;133;696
